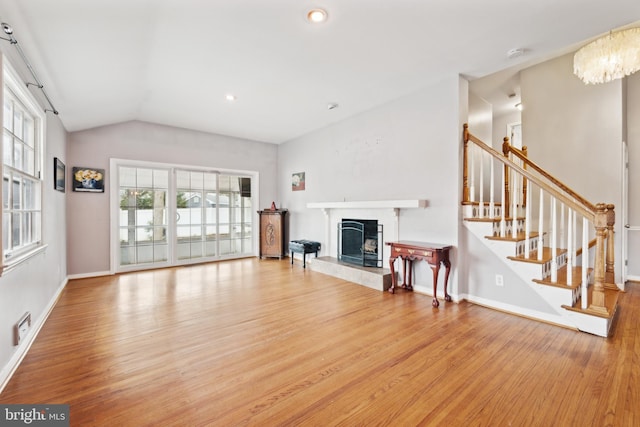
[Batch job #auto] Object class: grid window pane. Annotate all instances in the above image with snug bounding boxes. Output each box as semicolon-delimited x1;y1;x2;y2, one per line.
3;133;12;166
13;142;22;170
23;114;34;147
24;146;34;175
11;212;20;247
2;213;8;250
3;98;12;131
2;174;8;209
13;108;22;139
120;167;136;187
12;178;21;209
136;168;153;188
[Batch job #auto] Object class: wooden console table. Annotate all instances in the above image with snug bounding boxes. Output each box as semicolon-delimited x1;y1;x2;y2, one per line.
386;241;452;307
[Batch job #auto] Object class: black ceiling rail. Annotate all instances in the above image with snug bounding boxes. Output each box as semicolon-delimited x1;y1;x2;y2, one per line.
0;22;59;115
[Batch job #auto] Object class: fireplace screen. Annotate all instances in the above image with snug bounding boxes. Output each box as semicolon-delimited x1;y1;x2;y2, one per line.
337;219;383;267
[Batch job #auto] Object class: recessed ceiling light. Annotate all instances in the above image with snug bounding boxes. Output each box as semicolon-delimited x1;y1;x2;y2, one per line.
515;102;522;111
307;9;328;23
327;102;339;110
225;94;236;101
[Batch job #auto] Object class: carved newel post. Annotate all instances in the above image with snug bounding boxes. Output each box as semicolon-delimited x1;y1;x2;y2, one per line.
589;203;609;315
605;203;616;287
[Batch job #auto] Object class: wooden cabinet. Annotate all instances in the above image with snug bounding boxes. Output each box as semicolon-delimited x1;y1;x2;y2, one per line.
258;209;288;259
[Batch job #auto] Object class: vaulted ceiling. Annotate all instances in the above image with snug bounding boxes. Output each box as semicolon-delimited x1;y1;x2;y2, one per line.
0;1;638;143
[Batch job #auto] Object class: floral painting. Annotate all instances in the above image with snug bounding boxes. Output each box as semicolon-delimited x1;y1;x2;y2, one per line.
292;172;305;191
72;167;105;193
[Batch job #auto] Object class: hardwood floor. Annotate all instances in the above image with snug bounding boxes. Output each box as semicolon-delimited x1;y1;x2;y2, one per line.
1;258;638;426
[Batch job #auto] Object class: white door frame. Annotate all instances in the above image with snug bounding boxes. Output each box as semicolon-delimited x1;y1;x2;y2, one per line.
622;140;640;283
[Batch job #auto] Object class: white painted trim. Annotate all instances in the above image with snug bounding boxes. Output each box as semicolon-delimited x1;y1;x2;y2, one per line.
459;293;575;329
307;200;427;209
67;271;112;280
0;277;68;393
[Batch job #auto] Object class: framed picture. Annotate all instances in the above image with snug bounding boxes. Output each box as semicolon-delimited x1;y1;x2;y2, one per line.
292;172;305;191
72;167;105;193
54;157;65;192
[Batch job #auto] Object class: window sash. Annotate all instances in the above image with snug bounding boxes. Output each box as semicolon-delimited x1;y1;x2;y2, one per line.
1;58;45;270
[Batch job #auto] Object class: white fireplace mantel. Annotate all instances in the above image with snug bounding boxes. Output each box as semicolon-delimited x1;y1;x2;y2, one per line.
307;199;427;210
306;199;428;258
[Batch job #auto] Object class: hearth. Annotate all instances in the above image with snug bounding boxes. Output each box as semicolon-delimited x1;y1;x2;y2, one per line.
337;219;383;267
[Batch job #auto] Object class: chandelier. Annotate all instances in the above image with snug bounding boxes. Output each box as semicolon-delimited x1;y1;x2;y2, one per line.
573;27;640;84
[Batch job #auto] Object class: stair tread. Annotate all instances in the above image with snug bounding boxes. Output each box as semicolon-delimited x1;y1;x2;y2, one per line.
464;216;524;222
532;266;592;289
562;286;619;320
461;201;503;206
485;231;540;242
508;247;567;264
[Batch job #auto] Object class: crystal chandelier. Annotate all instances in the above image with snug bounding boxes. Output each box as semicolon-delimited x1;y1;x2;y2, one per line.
573;27;640;84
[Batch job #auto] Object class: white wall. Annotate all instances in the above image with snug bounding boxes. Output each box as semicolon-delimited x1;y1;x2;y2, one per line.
493;110;521;149
521;53;624;283
0;53;68;389
278;75;461;296
67;121;278;276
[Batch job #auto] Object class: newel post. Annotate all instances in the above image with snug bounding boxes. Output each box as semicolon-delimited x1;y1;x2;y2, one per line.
502;137;511;218
463;124;470;203
605;203;616;286
589;203;609;315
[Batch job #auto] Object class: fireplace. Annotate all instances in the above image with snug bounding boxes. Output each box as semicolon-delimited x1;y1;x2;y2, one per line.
337;219;383;267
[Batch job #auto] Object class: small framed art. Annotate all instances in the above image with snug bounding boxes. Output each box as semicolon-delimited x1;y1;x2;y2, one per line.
72;167;105;193
54;157;65;192
292;172;305;191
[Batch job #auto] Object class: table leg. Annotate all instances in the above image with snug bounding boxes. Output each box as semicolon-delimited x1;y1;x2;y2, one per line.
443;259;452;302
402;257;408;287
431;264;441;307
405;259;414;291
388;255;398;293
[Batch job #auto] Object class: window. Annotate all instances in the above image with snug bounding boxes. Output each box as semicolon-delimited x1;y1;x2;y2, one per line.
2;59;45;271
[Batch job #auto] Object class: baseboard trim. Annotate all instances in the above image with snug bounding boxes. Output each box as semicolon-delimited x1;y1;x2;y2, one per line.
459;293;576;330
0;277;68;393
67;270;112;280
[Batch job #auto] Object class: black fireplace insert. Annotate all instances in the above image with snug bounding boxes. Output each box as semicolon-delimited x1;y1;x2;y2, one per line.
337;219;383;267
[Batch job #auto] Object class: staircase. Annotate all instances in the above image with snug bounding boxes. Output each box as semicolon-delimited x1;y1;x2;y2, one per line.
462;124;619;337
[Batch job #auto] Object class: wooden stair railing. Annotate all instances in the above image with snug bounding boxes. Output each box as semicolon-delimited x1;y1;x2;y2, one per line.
462;124;616;316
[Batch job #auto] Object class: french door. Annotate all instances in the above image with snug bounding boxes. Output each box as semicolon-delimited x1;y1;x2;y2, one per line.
112;160;255;273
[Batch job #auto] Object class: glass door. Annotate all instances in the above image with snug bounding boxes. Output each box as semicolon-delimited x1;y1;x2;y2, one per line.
218;175;252;256
114;161;254;272
118;166;170;269
176;169;218;262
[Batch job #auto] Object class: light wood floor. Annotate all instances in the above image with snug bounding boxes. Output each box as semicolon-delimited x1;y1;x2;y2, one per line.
1;258;638;426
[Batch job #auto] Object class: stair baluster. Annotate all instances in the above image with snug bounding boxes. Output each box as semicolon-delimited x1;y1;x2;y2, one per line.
582;217;589;309
566;208;573;286
538;189;544;261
